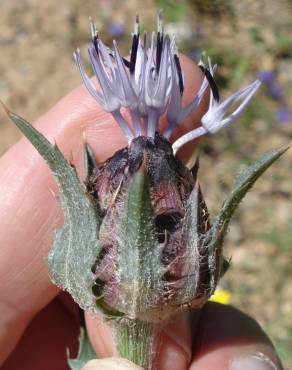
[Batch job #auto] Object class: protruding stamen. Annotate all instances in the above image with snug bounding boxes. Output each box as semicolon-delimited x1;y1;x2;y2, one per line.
89;16;98;53
134;14;140;35
122;58;131;68
129;16;140;74
199;58;219;102
174;54;184;95
143;31;147;49
157;10;164;35
156;11;164;72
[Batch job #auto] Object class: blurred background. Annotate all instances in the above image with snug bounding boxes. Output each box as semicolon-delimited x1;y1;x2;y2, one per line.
0;0;291;368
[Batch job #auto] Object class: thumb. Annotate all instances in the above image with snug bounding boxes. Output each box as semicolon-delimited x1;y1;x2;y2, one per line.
81;358;144;370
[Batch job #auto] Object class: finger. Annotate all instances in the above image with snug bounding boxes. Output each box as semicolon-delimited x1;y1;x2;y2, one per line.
2;293;80;370
190;302;283;370
0;86;115;364
0;54;206;364
85;307;196;370
82;358;144;370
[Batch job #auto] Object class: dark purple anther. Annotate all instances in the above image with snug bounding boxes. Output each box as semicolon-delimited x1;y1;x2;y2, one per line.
199;64;220;102
174;54;184;95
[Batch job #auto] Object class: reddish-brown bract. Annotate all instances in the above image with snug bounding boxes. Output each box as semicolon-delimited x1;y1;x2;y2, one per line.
86;133;211;312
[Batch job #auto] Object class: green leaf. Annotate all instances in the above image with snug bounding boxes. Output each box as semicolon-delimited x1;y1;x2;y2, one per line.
5;107;101;311
68;327;97;370
208;144;290;285
117;167;164;318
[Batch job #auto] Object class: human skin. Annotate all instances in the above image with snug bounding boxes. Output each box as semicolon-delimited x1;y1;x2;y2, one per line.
0;55;282;370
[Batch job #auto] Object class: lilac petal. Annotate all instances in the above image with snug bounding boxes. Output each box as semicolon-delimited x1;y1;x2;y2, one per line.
145;32;157;100
219;80;261;128
97;39;117;80
130;109;143;136
164;58;182;138
89;47;113;97
113;40;138;109
88;47;121;112
97;40;124;100
137;42;148;116
111;110;134;142
217;80;259;115
153;36;170;110
177;76;209;124
202;80;261;134
147;108;159;138
73;49;104;104
133;42;143;89
172;126;208;154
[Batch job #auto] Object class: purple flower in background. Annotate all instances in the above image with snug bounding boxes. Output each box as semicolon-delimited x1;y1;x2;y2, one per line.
189;47;200;61
194;25;205;39
107;20;125;37
276;106;291;124
257;70;275;85
268;83;284;101
257;69;285;102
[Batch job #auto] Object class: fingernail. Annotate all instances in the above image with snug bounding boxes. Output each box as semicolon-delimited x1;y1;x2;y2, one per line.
81;358;144;370
229;352;279;370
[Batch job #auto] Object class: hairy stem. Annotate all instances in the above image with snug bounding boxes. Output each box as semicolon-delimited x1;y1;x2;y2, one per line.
116;319;156;369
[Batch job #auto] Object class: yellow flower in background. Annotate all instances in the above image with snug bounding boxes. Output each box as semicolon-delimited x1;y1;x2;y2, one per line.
210;289;231;305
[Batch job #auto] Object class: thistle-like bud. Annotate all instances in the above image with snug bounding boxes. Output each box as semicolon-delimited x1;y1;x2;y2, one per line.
86;133;219;322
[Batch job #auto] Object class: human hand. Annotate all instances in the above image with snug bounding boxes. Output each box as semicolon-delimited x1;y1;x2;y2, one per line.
82;302;283;370
0;55;282;370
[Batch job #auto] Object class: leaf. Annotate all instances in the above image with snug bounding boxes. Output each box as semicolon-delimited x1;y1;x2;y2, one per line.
117;166;164;318
208;144;290;285
68;327;97;370
5;106;101;311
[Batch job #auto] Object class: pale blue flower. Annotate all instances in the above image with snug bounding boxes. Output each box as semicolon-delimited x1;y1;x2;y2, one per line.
172;79;261;154
74;14;260;151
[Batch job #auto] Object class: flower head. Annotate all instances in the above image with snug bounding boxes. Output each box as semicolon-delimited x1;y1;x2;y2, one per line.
74;13;211;144
74;14;260;155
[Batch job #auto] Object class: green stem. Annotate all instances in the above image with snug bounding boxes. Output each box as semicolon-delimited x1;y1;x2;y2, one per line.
115;319;156;369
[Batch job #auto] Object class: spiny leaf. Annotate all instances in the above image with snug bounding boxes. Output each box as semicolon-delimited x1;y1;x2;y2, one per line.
118;166;164;318
68;327;97;370
5;106;101;312
208;144;290;285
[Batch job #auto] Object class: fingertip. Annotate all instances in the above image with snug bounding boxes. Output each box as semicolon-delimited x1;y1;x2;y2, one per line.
32;83;127;163
85;312;116;358
81;358;144;370
190;302;283;370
